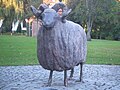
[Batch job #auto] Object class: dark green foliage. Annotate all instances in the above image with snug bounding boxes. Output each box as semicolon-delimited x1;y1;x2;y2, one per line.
67;0;120;40
92;0;120;40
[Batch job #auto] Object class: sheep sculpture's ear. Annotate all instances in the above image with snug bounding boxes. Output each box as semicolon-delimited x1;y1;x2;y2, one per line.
30;5;42;18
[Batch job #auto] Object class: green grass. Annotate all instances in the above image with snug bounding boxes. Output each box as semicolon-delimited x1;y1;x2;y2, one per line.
87;39;120;65
0;35;120;66
0;35;38;66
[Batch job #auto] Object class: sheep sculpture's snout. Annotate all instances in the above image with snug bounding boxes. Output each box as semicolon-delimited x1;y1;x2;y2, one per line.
42;19;55;29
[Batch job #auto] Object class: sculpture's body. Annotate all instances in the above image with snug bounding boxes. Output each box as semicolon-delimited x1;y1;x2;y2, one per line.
31;6;87;86
38;19;87;71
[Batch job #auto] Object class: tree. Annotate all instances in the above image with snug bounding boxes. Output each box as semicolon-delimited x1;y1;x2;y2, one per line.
67;0;100;41
22;0;42;18
67;0;120;40
0;0;23;33
92;0;120;40
0;0;42;33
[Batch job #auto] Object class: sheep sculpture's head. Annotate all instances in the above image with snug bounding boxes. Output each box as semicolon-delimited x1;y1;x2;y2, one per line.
30;5;60;29
41;9;59;29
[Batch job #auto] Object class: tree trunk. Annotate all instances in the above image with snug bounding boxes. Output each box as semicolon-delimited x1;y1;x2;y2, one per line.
86;17;93;41
87;26;91;41
86;0;92;41
0;27;2;35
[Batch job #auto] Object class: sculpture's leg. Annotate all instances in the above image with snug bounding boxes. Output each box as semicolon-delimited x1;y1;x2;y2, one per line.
79;63;83;82
47;70;53;86
69;68;74;80
76;63;83;82
64;70;68;86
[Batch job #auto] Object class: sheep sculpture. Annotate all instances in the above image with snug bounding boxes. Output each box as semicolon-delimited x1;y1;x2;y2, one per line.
30;5;87;86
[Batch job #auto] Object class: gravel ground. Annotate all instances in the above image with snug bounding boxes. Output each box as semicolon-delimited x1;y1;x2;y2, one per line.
0;64;120;90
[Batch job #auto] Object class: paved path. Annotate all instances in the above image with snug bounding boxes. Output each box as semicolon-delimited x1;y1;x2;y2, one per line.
0;65;120;90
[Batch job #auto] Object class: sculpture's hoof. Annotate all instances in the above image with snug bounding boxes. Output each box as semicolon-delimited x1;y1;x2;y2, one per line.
64;79;68;87
75;80;81;82
46;81;52;87
64;83;68;87
46;83;51;87
42;83;51;87
75;80;84;83
68;76;74;80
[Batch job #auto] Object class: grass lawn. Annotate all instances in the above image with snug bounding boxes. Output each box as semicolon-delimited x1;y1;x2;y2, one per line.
0;35;38;66
87;39;120;65
0;35;120;66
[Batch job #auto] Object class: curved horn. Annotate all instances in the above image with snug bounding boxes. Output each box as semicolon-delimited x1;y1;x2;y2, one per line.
30;5;42;18
38;4;49;12
62;9;72;18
